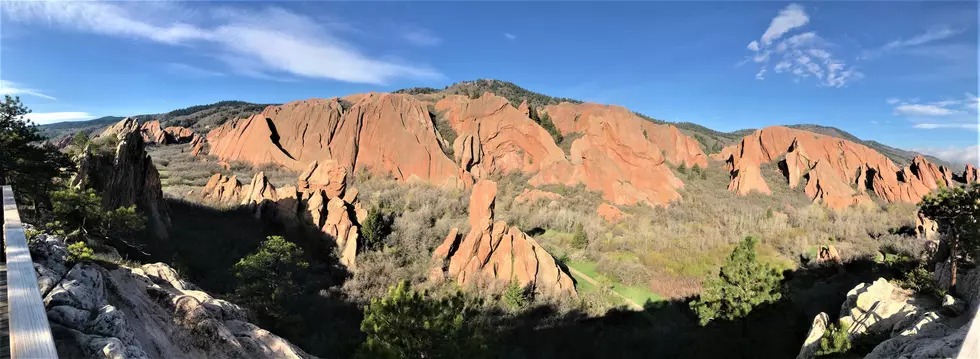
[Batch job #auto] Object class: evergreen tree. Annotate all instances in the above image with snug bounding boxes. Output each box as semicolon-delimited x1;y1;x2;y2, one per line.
232;236;309;322
571;223;588;249
690;236;783;325
919;184;980;293
358;281;489;359
0;95;72;213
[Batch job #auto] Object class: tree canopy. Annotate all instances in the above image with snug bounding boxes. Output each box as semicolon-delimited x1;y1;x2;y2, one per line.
690;236;784;325
358;281;490;359
232;236;310;323
919;183;980;291
0;95;73;214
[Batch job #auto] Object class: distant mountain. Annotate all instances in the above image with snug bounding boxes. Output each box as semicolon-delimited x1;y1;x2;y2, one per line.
39;101;272;141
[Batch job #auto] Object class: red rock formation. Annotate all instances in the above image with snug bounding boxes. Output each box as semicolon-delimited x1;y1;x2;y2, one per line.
140;120;169;144
206;95;468;189
597;203;628;224
189;135;206;156
915;211;937;240
431;180;576;297
527;103;686;207
514;188;563;204
240;172;299;225
543;102;708;168
201;174;243;203
435;94;568;179
163;126;195;144
297;160;347;199
964;164;978;183
719;126;947;206
803;160;874;210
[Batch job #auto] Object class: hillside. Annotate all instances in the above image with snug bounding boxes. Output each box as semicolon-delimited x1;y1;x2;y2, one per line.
38;115;125;138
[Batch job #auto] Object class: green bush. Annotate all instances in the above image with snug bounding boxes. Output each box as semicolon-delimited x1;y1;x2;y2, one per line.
232;236;309;324
571;223;588;249
503;280;530;310
67;242;94;263
49;187;145;242
816;321;851;356
897;262;944;298
361;207;394;251
690;237;784;325
357;281;490;359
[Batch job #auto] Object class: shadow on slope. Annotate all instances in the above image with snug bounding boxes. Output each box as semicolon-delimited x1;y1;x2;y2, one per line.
160;197;365;358
494;259;901;359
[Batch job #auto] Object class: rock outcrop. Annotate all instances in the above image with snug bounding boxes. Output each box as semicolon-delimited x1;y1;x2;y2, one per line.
717;126;954;208
528;103;689;207
916;211;938;240
205;95;468;189
963;164;978;184
189;135;206;156
798;276;977;359
431;179;577;297
435;94;568;179
140;121;169;144
31;233;316;359
163;126;195;144
795;312;829;359
201;174;243;203
597;203;627;224
75;118;171;242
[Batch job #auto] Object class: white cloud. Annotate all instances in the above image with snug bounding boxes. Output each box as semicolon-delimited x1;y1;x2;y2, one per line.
914;145;979;166
912;123;977;129
755;67;766;80
23;112;94;124
759;4;808;46
401;29;441;47
165;63;224;78
0;80;56;100
883;26;962;51
1;2;440;85
861;26;964;60
743;4;860;88
886;98;901;105
504;33;516;40
895;104;960;116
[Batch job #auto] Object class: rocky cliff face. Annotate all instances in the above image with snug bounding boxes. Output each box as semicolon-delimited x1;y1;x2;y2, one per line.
75;118;171;242
716;126;970;209
431;179;577;297
31;232;315;359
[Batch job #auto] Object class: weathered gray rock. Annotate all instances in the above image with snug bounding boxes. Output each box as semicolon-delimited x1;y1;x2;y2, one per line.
47;305;92;330
795;312;828;359
942;295;967;316
32;234;70;296
864;312;964;359
45;263;107;311
839;278;926;338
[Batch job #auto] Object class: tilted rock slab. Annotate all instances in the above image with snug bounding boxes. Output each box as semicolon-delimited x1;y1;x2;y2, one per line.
432;179;576;297
205;95;468;189
717;126;957;207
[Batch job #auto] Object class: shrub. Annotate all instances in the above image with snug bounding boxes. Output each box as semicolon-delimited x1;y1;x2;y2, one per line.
816;321;851;356
919;184;980;292
676;164;687;174
232;236;309;323
897;262;944;298
361;207;394;251
571;223;588;249
67;242;94;263
690;237;783;325
50;187;145;244
503;280;530;310
357;281;490;359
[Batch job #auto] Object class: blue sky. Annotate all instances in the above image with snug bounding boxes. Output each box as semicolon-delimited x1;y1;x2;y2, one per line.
1;1;977;164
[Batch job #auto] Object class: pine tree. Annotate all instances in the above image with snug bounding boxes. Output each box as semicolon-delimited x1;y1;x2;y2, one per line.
919;184;980;293
690;236;783;325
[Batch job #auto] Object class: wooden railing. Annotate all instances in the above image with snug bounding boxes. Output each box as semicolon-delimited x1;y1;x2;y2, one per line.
2;186;58;358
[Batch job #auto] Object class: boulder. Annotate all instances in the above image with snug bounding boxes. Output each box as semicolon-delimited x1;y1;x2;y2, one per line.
513;188;563;204
240;172;298;225
597;203;628;224
163;126;195;144
201;173;243;203
941;294;966;316
963;164;979;184
140;120;170;144
795;312;829;359
431;179;577;297
839;278;927;339
189;135;206;156
916;211;938;240
297;160;347;199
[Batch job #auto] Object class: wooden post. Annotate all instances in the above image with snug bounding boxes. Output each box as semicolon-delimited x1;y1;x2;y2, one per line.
3;186;58;358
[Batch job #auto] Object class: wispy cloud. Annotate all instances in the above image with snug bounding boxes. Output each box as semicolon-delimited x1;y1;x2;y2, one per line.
890;93;979;130
23;111;94;124
401;28;441;47
0;80;56;100
744;4;860;88
861;26;963;59
1;2;440;85
914;145;979;166
504;33;516;40
165;63;224;78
